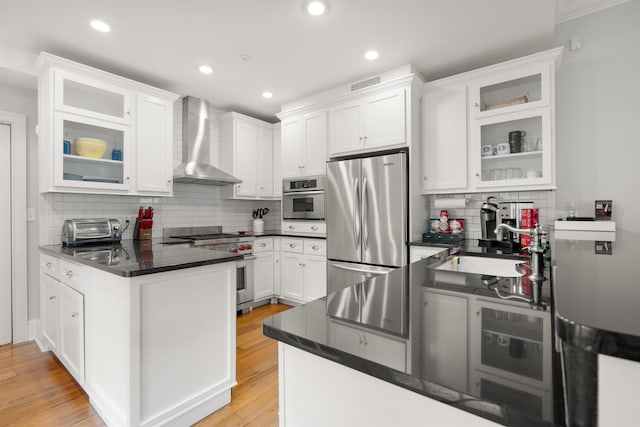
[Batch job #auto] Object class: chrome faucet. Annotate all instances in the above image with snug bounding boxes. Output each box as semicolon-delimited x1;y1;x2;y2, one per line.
494;223;547;281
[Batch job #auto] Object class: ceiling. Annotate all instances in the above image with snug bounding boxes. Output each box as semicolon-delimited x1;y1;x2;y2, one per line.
0;1;614;122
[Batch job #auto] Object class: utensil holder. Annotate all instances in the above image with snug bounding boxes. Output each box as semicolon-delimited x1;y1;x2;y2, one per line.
134;218;153;240
253;219;264;233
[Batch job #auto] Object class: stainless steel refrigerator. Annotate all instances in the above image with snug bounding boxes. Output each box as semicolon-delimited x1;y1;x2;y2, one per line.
326;151;407;294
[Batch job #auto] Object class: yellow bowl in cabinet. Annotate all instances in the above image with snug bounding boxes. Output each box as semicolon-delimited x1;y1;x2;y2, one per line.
75;137;108;158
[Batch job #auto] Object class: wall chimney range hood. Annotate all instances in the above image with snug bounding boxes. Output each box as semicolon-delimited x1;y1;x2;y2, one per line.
173;96;242;186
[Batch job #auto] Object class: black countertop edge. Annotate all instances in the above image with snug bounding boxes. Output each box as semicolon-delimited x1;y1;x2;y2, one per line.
556;313;640;362
263;322;555;427
39;244;243;278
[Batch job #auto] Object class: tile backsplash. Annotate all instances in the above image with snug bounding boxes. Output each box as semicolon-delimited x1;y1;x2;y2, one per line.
427;190;555;240
41;185;281;244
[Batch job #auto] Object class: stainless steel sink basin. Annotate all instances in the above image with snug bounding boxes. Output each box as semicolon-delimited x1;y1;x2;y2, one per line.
435;255;525;277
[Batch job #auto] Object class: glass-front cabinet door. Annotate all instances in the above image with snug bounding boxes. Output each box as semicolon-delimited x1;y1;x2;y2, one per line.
54;70;132;125
54;112;131;191
471;107;552;189
469;65;551;119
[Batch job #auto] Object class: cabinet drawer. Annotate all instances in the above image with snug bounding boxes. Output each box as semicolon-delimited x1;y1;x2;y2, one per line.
282;221;326;236
281;238;304;254
254;237;274;253
41;253;58;275
58;259;85;294
304;239;326;256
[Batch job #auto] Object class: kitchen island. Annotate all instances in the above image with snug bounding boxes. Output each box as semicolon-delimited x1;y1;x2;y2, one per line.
264;249;564;426
39;241;242;427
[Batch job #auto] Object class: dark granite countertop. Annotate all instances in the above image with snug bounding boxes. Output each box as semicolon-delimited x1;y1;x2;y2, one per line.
40;240;243;277
264;250;564;426
552;231;640;361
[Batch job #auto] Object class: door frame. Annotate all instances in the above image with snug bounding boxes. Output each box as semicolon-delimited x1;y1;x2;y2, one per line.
0;110;28;343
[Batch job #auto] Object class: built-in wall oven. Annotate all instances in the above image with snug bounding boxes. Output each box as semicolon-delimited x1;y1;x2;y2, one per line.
282;176;326;221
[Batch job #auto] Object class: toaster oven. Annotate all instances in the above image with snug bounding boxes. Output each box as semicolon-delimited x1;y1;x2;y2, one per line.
62;218;122;246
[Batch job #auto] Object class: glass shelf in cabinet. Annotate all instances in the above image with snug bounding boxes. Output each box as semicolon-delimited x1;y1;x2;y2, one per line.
481;151;542;161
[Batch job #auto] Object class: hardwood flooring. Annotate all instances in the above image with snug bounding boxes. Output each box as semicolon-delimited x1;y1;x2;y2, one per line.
0;303;290;426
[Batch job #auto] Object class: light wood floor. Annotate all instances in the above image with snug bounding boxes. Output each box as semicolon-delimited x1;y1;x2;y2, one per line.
0;303;290;427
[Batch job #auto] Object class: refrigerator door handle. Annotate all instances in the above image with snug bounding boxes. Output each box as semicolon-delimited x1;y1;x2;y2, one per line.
354;177;360;251
330;263;389;276
362;176;369;251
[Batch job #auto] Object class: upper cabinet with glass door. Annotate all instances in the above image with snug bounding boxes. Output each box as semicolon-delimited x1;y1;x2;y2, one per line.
37;53;179;196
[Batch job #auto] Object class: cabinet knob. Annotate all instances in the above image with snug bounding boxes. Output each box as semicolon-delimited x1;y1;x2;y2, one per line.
49;295;56;300
126;111;131;116
311;226;318;231
289;225;295;230
475;172;480;177
363;136;367;142
71;312;79;318
66;271;74;278
290;244;296;248
167;179;172;183
474;102;479;108
359;137;363;142
126;176;130;181
312;246;319;250
46;262;52;268
423;176;427;181
260;243;267;247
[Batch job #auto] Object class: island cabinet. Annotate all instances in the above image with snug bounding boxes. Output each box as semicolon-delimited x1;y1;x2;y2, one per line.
39;249;237;427
40;254;86;385
421;47;562;194
280;110;328;178
219;112;279;200
36;52;178;196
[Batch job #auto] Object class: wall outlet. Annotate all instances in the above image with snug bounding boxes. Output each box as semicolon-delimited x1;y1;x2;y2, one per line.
595;241;613;255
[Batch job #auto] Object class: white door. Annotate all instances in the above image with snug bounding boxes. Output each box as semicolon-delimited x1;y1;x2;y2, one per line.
253;252;275;300
0;123;11;345
362;88;406;150
281;252;304;301
256;127;274;197
281;119;304;178
59;283;85;384
303;255;326;302
330;102;361;156
136;95;173;194
235;121;258;196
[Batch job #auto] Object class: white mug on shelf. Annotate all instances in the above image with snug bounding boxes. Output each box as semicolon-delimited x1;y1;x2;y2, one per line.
496;143;510;155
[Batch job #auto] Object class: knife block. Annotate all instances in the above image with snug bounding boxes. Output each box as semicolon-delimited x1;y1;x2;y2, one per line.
134;218;153;240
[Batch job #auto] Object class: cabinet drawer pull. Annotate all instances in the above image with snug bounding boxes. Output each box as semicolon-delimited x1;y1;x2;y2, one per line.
289;244;296;248
312;245;319;251
260;243;267;247
66;271;74;278
46;262;52;268
311;226;318;231
71;312;79;318
49;295;56;300
289;225;295;230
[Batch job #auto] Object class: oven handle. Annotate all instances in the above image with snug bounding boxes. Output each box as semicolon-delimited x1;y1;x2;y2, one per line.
283;190;324;196
242;255;257;261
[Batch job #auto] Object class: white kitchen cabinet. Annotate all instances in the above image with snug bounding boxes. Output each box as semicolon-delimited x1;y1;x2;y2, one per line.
421;82;468;193
281;220;326;236
329;87;407;157
280;111;327;178
329;320;407;371
37;53;179;196
410;246;447;263
220;112;277;199
420;47;562;194
135;94;174;195
281;252;305;301
254;237;275;301
273;124;282;198
280;238;327;303
40;272;60;353
39;253;86;385
274;238;282;297
58;282;85;384
423;290;468;392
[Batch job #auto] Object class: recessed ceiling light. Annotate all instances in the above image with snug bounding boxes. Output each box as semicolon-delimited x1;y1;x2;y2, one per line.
90;20;111;33
364;50;379;61
199;65;213;75
305;0;329;16
262;92;273;99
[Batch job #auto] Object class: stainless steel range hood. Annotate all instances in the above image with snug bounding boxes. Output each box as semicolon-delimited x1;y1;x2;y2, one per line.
173;96;242;186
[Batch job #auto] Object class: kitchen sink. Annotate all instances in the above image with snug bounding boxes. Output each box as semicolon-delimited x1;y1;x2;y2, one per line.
435;255;525;277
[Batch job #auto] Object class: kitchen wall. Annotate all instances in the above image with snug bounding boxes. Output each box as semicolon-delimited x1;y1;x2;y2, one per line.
427;190;555;240
0;82;40;322
41;100;281;244
554;1;639;234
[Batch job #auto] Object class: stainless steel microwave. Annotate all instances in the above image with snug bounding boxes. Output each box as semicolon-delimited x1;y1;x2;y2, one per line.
282;176;326;220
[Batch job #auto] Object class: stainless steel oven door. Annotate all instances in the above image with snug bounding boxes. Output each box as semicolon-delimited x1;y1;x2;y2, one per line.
236;256;255;307
283;190;325;220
